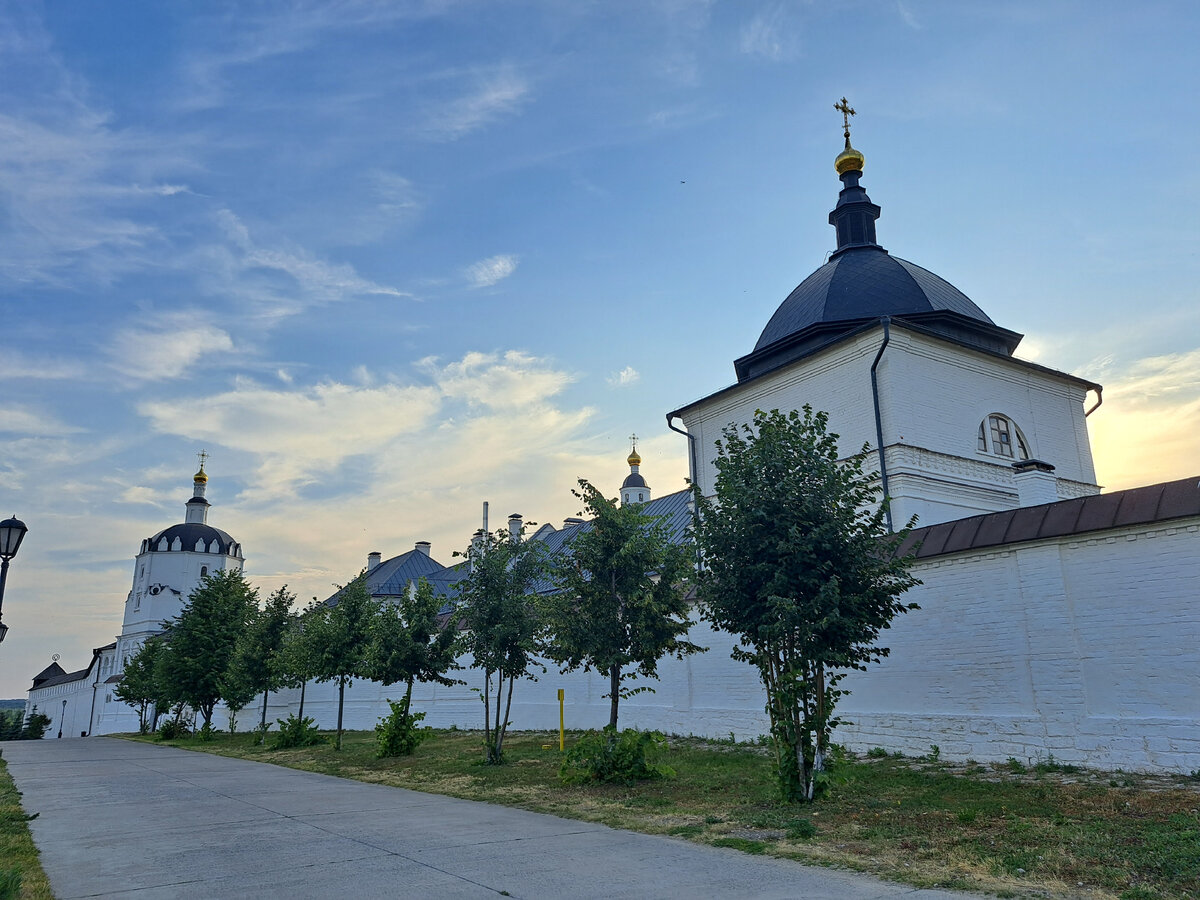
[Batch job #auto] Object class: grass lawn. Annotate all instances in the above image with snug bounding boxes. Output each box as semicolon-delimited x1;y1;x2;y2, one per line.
0;752;53;900
125;728;1200;900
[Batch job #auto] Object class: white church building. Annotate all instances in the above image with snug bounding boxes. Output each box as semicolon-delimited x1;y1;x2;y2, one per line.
25;461;244;737
28;125;1200;773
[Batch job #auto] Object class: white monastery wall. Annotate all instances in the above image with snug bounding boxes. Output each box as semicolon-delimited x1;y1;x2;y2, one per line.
279;518;1198;772
836;520;1200;772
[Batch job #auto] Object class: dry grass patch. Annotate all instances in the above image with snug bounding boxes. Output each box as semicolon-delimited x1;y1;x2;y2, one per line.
123;730;1200;899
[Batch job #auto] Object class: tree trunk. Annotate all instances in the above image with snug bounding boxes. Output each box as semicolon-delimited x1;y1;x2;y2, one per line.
608;664;621;729
336;675;345;751
496;671;516;761
260;689;269;731
482;670;492;758
298;679;306;719
403;678;414;711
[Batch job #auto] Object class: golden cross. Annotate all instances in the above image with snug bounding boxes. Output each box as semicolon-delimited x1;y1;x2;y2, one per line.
835;96;856;142
197;449;209;470
629;433;638;452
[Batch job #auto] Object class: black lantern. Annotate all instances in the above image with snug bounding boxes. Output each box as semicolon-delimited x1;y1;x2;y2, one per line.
0;515;29;644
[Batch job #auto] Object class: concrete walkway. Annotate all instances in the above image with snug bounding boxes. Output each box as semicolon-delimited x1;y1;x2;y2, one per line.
2;738;981;899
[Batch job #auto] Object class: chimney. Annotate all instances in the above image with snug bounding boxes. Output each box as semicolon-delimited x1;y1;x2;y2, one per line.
415;541;431;556
563;517;585;528
367;551;382;571
508;513;523;542
1012;459;1058;507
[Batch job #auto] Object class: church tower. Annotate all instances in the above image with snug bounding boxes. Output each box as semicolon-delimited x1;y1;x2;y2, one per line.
668;101;1102;528
116;455;244;669
620;436;651;506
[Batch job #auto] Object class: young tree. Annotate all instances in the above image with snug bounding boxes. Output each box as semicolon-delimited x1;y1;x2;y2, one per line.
693;406;920;802
114;638;165;733
225;586;297;736
158;568;260;728
275;609;316;719
544;479;701;729
453;525;547;764
368;577;461;709
301;575;378;750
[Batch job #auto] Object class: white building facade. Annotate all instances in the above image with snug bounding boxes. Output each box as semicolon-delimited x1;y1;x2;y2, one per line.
26;464;243;737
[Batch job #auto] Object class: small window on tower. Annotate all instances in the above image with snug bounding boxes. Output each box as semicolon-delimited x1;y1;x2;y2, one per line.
200;566;208;577
978;414;1030;461
639;492;644;501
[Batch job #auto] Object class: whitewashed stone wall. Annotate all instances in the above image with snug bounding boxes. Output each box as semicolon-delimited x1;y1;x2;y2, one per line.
836;520;1200;771
281;516;1198;773
25;673;101;740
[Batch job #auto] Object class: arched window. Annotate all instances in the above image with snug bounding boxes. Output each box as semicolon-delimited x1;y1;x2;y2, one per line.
977;414;1029;460
200;565;208;577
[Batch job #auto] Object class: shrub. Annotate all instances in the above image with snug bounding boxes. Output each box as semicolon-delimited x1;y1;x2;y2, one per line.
19;709;50;741
375;697;430;758
156;716;192;741
270;714;325;750
866;746;888;759
197;721;216;742
253;721;271;746
559;727;674;785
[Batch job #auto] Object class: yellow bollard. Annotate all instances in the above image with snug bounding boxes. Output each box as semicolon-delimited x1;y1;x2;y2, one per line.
557;688;565;751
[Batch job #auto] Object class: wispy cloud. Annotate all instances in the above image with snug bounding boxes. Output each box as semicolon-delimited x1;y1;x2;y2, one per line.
739;4;795;61
0;349;86;380
608;366;640;387
418;68;530;141
107;313;236;382
0;405;85;436
465;253;519;288
138;351;586;503
896;1;922;30
212;209;411;315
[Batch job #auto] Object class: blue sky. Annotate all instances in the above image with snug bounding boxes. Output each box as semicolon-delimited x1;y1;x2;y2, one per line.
2;0;1198;697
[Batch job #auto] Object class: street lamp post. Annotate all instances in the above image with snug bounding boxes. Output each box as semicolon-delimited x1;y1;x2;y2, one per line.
0;514;30;645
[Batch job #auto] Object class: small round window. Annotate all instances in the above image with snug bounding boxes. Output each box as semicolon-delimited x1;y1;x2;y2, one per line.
977;414;1029;460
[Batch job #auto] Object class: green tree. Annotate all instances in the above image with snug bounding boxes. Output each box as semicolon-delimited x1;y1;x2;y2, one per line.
225;586;297;736
692;406;920;802
114;638;166;733
274;608;316;719
544;479;701;729
453;525;547;764
368;577;461;710
157;568;260;728
302;574;378;750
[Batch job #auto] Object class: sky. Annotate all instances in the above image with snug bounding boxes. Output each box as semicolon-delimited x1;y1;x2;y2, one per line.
2;0;1199;698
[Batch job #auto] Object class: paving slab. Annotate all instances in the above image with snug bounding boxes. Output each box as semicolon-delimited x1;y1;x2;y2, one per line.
1;738;983;899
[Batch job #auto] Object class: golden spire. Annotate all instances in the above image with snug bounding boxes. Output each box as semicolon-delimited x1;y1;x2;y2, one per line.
627;433;641;467
193;449;209;484
834;96;865;175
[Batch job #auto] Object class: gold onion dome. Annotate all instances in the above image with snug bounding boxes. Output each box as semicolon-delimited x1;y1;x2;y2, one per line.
835;141;865;175
627;449;642;467
193;467;208;485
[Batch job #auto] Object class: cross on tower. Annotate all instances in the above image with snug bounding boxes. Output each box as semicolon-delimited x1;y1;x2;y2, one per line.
835;96;856;143
196;449;209;471
629;433;638;453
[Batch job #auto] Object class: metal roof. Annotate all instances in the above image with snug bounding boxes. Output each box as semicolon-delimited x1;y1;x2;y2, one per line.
146;522;238;555
753;248;994;353
898;475;1200;560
